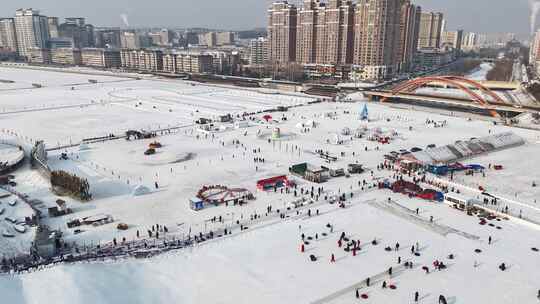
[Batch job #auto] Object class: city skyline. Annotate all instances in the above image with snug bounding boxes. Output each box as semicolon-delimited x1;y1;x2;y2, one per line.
0;0;532;35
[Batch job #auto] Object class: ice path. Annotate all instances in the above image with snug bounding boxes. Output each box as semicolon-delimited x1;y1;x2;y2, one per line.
366;199;480;240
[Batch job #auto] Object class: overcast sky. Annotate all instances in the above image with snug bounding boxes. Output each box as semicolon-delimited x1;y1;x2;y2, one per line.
0;0;532;35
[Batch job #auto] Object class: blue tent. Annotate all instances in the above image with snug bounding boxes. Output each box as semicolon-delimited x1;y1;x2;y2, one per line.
360;104;369;120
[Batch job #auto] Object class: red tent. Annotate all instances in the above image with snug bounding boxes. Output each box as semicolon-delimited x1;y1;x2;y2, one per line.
257;175;291;190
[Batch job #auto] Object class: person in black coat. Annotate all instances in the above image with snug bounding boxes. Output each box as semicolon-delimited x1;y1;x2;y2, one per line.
439;295;447;304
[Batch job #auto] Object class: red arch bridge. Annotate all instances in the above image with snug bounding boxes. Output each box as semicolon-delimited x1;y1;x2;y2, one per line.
364;76;537;118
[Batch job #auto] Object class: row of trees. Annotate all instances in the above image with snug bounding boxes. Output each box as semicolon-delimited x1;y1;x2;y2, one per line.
51;170;91;201
449;59;482;76
486;60;514;81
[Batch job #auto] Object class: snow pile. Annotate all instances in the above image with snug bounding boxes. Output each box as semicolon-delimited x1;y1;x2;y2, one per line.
79;143;90;151
132;185;150;196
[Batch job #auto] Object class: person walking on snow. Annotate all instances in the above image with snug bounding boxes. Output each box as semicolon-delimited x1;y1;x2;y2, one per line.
439;295;448;304
301;244;304;253
414;291;419;302
331;253;335;263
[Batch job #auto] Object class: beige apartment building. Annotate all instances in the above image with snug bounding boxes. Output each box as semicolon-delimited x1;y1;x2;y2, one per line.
399;1;421;71
530;30;540;76
177;54;213;73
0;18;18;53
267;1;297;64
249;37;269;65
120;49;163;71
27;47;81;65
199;32;217;47
162;52;214;74
216;32;234;45
81;48;121;68
353;0;403;80
296;0;354;65
442;30;463;51
28;47;51;63
14;9;50;58
417;12;444;49
50;48;82;65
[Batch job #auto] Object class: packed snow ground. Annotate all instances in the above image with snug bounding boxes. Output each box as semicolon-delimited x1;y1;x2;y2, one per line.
0;191;539;304
0;187;36;256
1;67;540;303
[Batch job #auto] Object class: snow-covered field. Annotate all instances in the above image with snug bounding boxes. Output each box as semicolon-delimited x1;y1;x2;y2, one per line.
1;67;540;304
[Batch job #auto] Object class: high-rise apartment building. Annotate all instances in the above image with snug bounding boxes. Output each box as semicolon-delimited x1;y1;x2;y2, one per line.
399;0;421;71
325;0;355;65
14;9;50;58
58;17;94;48
462;32;477;50
267;1;297;64
120;31;140;49
47;17;59;38
417;12;444;49
149;29;172;46
198;32;217;47
530;30;540;75
353;0;403;80
0;18;18;53
296;0;354;65
216;32;235;45
249;37;269;65
442;30;463;51
296;0;318;64
94;28;121;48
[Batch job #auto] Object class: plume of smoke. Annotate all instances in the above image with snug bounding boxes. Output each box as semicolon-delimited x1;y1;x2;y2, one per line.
531;0;540;34
120;13;130;27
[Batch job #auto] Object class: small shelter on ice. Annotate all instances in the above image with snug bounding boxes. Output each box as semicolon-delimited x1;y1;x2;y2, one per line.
289;163;329;183
256;175;292;191
190;197;205;211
